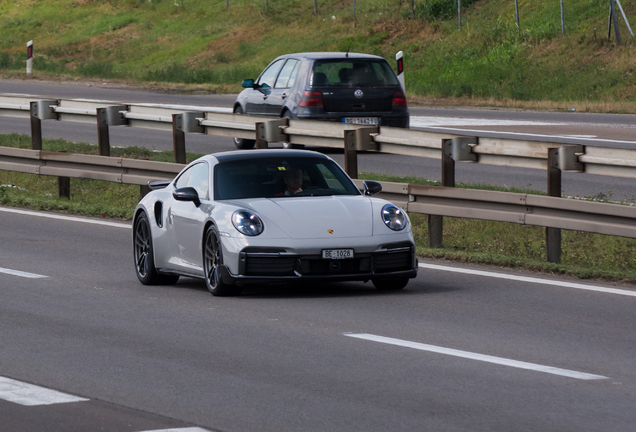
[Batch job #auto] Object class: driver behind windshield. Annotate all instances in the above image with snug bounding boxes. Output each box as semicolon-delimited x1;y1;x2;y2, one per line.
275;167;303;196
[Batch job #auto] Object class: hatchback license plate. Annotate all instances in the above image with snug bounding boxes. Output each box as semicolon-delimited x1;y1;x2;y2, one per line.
342;117;379;125
322;249;354;259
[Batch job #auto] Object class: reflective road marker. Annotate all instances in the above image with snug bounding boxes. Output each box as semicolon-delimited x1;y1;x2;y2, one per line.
0;267;47;279
345;334;608;380
0;376;88;406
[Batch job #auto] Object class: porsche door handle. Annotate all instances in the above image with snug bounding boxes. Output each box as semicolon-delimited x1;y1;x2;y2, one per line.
281;93;287;99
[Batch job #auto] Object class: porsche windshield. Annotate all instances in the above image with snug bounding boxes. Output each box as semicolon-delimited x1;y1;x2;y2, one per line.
214;157;361;200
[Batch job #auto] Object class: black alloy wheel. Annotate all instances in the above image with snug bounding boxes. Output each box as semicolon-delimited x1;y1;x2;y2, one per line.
204;225;242;296
133;213;179;285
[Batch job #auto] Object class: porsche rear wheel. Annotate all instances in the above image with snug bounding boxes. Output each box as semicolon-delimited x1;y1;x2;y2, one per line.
204;226;242;296
372;278;409;291
134;213;179;285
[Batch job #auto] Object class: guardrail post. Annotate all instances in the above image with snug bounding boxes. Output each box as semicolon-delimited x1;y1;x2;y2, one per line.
58;177;70;199
172;114;187;164
172;112;204;164
344;130;358;179
30;102;42;151
546;148;562;264
429;139;458;248
97;108;111;157
29;100;58;150
255;122;268;149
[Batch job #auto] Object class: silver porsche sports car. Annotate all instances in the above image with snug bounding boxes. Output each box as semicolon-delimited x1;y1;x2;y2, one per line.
133;150;417;296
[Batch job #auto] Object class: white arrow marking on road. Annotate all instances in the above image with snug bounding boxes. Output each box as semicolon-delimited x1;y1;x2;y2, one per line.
0;376;88;406
344;334;608;380
0;267;47;279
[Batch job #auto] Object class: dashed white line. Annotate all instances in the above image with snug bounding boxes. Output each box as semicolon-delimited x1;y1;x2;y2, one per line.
137;428;212;432
0;206;131;229
0;376;88;406
419;263;636;298
0;266;47;279
344;333;608;380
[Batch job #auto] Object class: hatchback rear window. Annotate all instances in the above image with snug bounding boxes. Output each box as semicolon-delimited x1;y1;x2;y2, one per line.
312;59;399;87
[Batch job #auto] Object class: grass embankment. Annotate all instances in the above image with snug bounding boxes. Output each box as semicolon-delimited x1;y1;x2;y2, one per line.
1;133;635;283
0;0;635;110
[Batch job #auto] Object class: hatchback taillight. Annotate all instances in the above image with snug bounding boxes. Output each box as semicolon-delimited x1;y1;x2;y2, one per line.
299;91;323;107
392;91;407;107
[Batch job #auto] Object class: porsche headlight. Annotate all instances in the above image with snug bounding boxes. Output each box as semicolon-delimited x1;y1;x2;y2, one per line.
232;210;264;236
381;204;407;231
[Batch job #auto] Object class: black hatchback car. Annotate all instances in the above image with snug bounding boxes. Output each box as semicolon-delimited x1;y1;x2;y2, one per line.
233;52;409;149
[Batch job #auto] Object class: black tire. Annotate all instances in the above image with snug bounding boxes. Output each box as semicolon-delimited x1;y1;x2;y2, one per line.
233;106;256;149
281;111;304;149
372;278;409;291
203;225;242;296
133;213;179;285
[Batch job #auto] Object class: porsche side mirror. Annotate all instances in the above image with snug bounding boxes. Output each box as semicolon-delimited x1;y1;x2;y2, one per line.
241;79;255;88
363;180;382;196
173;187;201;207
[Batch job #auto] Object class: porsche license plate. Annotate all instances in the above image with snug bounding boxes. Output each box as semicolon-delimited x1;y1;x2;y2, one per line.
322;249;354;259
342;117;379;125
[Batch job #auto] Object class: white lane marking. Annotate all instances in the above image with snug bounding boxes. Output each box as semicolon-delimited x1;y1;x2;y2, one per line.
137;428;212;432
344;334;608;380
0;206;131;229
410;116;563;127
0;267;47;279
414;125;636;146
0;376;89;406
419;263;636;298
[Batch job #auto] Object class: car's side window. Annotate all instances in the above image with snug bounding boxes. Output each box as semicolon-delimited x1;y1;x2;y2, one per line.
186;162;210;199
275;59;300;89
257;59;285;89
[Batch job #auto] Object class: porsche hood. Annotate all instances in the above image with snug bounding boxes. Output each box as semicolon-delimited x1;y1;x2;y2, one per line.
240;196;373;239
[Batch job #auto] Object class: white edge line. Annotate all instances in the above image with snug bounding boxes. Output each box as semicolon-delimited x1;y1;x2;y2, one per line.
0;267;47;279
418;126;636;146
344;334;608;380
0;206;131;229
419;263;636;298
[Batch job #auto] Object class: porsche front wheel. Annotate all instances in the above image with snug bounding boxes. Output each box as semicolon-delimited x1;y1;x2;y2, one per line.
204;226;242;296
133;213;179;285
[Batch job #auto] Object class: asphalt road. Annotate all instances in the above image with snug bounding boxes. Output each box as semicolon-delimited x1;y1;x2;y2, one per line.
2;206;636;432
1;79;635;200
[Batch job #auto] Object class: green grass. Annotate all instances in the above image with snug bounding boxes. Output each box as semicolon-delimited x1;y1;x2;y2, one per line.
0;0;635;105
1;134;635;283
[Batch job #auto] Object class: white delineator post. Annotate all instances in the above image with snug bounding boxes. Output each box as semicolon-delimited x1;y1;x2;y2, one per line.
396;51;405;93
26;40;33;75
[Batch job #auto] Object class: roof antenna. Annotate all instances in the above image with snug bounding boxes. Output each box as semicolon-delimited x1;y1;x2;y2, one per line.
346;48;349;58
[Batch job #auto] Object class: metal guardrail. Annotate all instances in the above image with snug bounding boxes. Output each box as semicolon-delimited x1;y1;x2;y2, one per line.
2;94;636;179
351;179;636;240
2;146;634;242
2;93;635;264
0;146;183;186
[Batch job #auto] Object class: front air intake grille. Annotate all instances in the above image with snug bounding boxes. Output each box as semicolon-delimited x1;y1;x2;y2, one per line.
373;250;412;273
245;257;296;276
